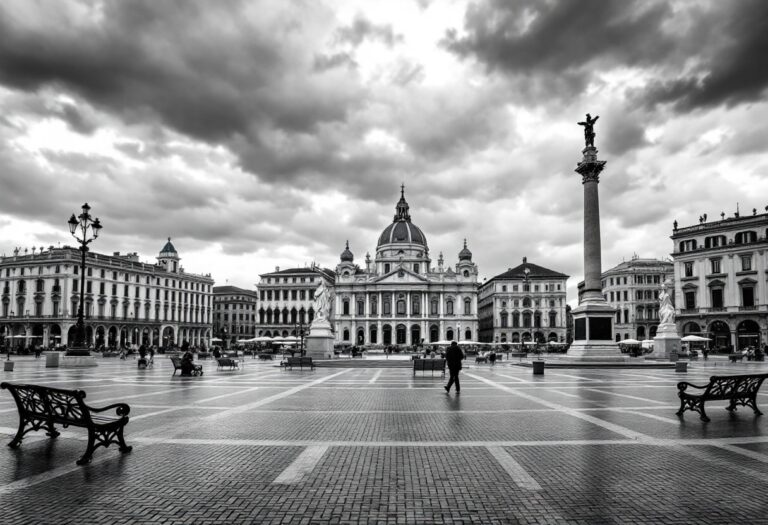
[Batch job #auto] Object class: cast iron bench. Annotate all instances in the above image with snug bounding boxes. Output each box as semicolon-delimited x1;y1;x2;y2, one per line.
0;382;132;465
413;358;445;377
676;373;768;422
216;357;240;370
283;357;315;370
170;357;203;376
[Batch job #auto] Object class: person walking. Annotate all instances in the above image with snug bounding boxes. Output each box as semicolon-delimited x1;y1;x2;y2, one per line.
444;341;465;394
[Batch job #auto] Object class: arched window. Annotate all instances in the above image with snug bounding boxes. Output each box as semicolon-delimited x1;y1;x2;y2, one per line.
522;297;531;308
534;312;541;328
446;300;454;315
343;299;350;315
369;325;378;344
356;299;364;316
465;328;471;340
522;312;532;328
396;296;406;315
343;328;350;341
446;328;454;341
430;299;438;315
370;296;378;315
464;298;471;315
383;294;391;315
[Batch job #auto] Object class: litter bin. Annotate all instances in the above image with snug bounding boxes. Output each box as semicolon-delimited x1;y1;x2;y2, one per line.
532;360;545;375
675;361;688;373
46;351;62;368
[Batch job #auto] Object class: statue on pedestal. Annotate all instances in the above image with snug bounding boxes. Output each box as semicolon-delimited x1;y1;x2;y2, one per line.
312;280;333;323
659;281;675;325
578;113;599;148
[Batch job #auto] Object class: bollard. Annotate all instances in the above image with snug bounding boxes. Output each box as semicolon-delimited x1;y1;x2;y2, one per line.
675;361;687;373
532;360;545;375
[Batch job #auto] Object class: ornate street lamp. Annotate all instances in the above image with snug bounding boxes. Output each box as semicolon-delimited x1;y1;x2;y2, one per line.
67;203;102;356
523;266;533;349
295;321;307;356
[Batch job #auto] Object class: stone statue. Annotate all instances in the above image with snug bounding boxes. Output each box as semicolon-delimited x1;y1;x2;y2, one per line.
312;280;333;323
578;113;599;148
658;281;675;325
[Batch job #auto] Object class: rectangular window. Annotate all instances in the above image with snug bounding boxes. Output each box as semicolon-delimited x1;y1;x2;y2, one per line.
743;287;755;307
86;281;92;293
711;288;724;309
684;291;696;309
513;285;518;292
610;291;614;302
710;259;721;274
623;291;628;301
741;255;752;271
291;290;297;300
684;262;693;277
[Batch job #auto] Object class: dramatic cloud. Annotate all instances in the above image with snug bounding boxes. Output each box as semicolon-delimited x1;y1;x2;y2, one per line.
0;0;766;302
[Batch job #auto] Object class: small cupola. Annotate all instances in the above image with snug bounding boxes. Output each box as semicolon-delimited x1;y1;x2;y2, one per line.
458;238;472;261
340;240;354;262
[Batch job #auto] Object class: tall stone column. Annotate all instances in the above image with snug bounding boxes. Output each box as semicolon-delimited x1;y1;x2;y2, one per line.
566;137;624;361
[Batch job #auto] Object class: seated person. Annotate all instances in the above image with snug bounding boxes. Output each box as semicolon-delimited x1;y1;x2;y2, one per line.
180;350;196;375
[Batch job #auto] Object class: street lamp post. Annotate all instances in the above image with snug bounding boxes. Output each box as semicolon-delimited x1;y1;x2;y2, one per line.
523;266;534;349
295;321;307;356
67;203;102;356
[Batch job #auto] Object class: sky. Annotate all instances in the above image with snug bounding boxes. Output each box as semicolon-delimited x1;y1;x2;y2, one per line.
1;0;767;305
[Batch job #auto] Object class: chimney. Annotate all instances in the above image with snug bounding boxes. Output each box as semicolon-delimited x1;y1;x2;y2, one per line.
522;256;527;263
275;266;280;272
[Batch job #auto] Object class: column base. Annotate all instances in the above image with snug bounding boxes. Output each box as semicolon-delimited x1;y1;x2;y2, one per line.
565;340;628;362
60;355;98;368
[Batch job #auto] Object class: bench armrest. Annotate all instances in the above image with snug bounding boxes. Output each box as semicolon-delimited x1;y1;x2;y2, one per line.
87;402;131;417
677;381;709;393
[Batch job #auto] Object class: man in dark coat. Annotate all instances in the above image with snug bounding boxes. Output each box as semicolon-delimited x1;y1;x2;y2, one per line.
444;341;465;394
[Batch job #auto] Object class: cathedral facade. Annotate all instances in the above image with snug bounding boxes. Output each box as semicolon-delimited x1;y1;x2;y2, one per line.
332;187;479;347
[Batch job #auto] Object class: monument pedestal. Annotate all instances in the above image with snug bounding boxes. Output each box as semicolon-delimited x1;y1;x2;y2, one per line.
565;302;627;362
649;324;681;360
305;320;334;360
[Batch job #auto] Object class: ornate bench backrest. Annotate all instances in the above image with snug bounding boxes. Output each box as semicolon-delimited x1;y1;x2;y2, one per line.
1;383;88;425
170;357;182;368
707;374;768;399
2;383;48;418
45;386;89;425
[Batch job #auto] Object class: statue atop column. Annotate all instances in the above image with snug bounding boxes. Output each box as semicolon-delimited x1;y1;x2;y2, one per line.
578;113;599;148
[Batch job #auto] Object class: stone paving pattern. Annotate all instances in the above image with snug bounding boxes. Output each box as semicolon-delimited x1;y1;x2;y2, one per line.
1;356;768;524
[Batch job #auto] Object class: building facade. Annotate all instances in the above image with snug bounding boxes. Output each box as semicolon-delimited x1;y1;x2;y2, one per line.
478;258;569;344
255;267;335;338
0;239;214;350
672;211;768;351
333;188;479;347
212;286;258;346
601;257;674;341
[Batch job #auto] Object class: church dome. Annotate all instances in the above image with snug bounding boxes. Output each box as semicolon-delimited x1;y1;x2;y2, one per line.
340;240;354;262
376;186;428;248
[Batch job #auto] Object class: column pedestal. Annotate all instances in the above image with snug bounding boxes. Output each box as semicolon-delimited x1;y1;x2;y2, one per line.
565;302;626;362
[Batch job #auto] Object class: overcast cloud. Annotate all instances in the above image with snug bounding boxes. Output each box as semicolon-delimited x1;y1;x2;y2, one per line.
0;0;767;303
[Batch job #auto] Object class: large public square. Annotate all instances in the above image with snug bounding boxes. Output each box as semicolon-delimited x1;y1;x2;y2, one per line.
2;356;768;524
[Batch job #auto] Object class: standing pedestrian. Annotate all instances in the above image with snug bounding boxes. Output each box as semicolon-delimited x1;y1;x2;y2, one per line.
444;341;465;394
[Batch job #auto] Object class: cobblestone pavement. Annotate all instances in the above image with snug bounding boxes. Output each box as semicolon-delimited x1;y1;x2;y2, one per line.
1;356;768;524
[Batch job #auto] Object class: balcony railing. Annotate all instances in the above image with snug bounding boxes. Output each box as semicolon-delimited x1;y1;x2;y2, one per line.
739;305;758;311
680;308;699;314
